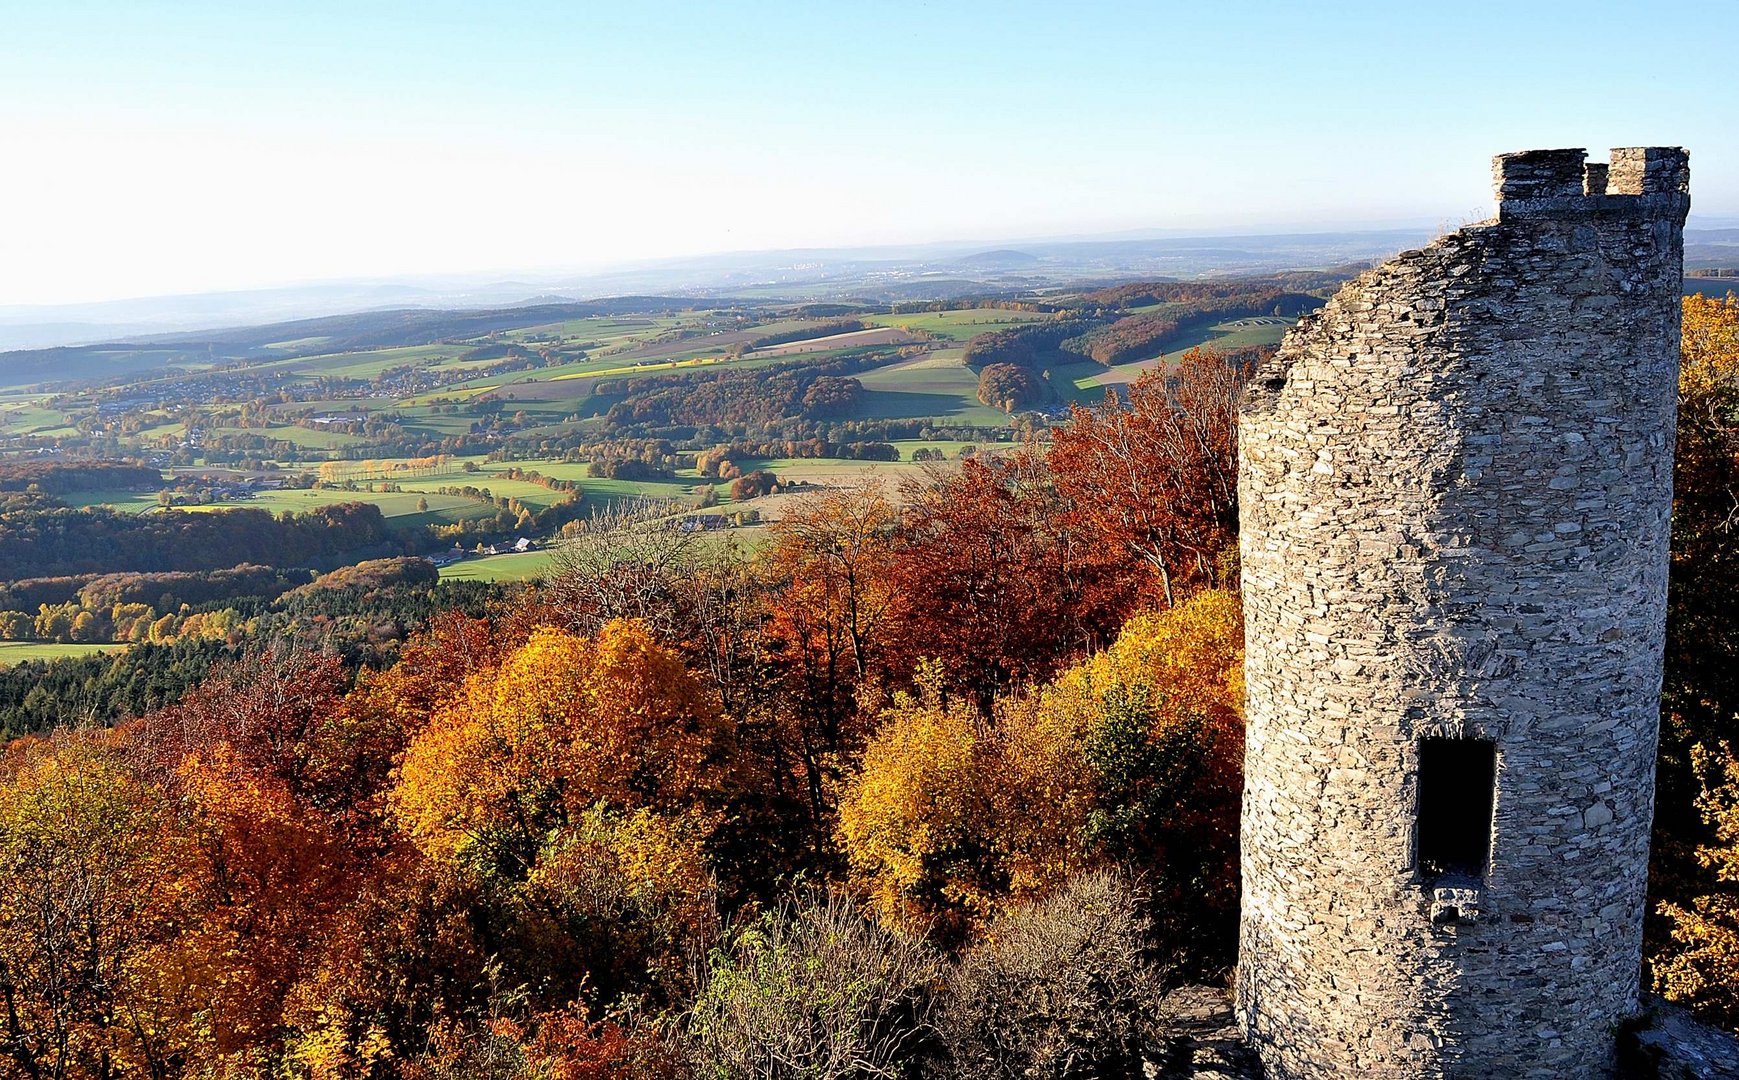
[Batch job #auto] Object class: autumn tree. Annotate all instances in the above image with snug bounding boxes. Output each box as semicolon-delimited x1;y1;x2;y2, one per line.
1037;588;1245;956
837;663;1002;940
124;650;372;1065
1661;293;1739;834
1653;292;1739;1023
278;851;484;1080
1049;344;1251;608
392;621;727;871
837;591;1243;953
1656;741;1739;1028
755;485;905;833
767;485;902;689
0;730;191;1080
343;609;512;772
390;621;728;1012
130;648;374;831
547;498;775;717
544;499;704;641
889;451;1118;710
546;502;825;895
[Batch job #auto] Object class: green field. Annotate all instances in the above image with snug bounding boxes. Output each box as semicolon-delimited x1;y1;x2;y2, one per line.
888;439;982;459
1047;360;1119;404
67;484;502;526
503;315;689;348
865;309;1051;341
0;642;126;666
437;548;560;582
744;457;925;487
62;489;167;514
1160;316;1293;359
0;402;78;436
390;474;571;511
854;352;1009;425
208;424;368;448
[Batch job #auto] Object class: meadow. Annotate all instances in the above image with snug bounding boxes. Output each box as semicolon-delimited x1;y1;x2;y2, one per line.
854;351;1010;426
1047;316;1295;400
864;309;1052;341
0;641;125;666
437;547;560;582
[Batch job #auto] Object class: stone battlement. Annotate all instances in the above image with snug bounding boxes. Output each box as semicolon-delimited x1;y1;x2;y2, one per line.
1494;146;1689;219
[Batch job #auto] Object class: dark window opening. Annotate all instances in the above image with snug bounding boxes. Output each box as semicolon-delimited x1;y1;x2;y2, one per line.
1417;737;1497;880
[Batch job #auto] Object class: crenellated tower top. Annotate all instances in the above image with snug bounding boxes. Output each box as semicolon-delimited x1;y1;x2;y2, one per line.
1493;145;1689;219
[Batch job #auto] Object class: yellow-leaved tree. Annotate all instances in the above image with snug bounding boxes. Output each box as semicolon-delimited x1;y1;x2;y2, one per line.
392;619;727;872
1656;742;1739;1026
0;731;194;1080
1654;293;1739;1028
389;619;726;1013
838;590;1243;949
836;660;1000;939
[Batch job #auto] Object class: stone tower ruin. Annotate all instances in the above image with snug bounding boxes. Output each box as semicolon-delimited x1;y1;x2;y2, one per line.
1235;147;1690;1078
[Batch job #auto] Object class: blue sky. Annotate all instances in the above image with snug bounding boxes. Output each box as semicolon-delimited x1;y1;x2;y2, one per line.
1;0;1733;304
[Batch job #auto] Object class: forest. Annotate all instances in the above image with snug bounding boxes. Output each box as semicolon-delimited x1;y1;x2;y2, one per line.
1;296;1737;1080
599;353;893;434
0;497;396;579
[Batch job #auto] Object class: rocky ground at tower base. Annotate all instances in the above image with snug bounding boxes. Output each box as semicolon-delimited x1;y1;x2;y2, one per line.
1145;988;1739;1079
1144;986;1263;1079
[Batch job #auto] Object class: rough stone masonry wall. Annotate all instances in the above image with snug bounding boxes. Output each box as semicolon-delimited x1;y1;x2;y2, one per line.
1235;147;1690;1079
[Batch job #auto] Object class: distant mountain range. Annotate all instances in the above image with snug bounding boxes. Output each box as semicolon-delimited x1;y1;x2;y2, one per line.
4;223;1734;353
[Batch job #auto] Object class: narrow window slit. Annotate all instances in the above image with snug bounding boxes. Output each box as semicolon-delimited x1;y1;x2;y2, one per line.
1417;737;1496;880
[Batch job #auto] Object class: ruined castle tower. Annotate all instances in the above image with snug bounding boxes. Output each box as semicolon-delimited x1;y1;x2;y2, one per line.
1235;148;1690;1078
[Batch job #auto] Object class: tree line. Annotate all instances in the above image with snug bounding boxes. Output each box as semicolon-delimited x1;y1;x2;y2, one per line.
0;496;395;580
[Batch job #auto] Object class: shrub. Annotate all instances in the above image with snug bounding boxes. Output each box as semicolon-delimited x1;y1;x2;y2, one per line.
931;870;1165;1079
687;893;939;1079
394;997;685;1080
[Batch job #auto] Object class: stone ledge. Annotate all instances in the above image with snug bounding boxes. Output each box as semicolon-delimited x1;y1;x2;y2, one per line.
1619;999;1739;1079
1140;988;1739;1078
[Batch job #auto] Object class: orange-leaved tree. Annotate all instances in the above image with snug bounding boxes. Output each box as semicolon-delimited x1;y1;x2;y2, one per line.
762;484;904;830
889;451;1119;711
1049;344;1250;608
766;483;903;690
124;650;372;1067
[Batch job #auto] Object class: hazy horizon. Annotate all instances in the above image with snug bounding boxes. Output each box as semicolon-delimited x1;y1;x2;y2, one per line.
1;220;1445;312
4;0;1737;307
